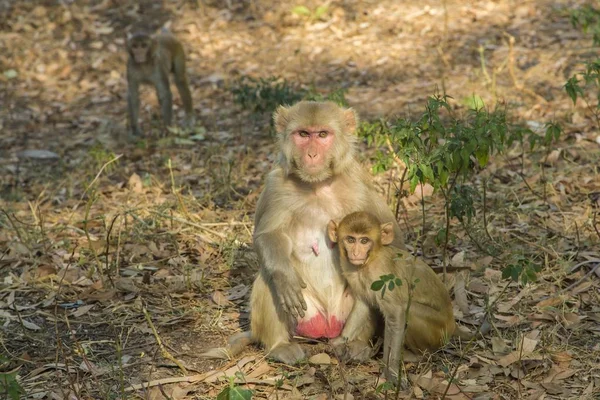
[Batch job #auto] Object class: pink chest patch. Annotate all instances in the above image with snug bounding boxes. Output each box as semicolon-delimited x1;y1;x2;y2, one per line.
296;314;344;339
311;241;320;256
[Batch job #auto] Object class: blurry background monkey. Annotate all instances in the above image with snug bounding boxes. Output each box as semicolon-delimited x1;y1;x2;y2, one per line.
328;211;458;383
126;28;194;137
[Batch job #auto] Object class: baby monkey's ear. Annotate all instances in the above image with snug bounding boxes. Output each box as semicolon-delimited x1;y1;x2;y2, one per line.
380;222;394;246
327;220;339;243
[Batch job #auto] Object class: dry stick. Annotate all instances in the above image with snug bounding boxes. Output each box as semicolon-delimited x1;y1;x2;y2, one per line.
197;221;253;227
53;246;80;399
168;158;191;219
83;195;105;287
68;154;123;220
102;214;119;288
142;305;188;374
482;179;497;246
508;232;557;258
504;33;548;104
593;212;600;240
560;261;600;294
385;136;406;169
149;210;228;240
115;215;124;277
1;209;31;252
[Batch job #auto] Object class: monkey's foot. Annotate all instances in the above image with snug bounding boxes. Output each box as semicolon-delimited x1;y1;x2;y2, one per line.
268;342;305;364
383;369;409;390
183;115;196;128
331;338;373;363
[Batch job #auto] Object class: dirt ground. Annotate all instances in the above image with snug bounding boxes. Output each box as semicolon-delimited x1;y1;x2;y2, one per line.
1;0;600;399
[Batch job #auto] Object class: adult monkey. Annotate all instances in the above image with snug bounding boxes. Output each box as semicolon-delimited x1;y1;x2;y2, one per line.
249;101;405;363
126;28;194;137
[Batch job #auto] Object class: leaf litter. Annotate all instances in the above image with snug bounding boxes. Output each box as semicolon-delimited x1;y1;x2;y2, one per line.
1;0;600;399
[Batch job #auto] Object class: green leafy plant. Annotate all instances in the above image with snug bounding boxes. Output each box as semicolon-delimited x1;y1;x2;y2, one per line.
304;87;348;106
565;5;600;129
371;273;403;299
292;4;329;22
231;77;348;128
231;76;305;117
88;143;118;174
217;372;253;400
501;255;541;286
362;94;518;277
0;356;25;400
570;5;600;46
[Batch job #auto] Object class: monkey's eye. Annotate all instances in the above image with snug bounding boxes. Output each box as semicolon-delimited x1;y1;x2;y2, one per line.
318;131;328;138
298;130;310;137
346;237;356;244
360;238;370;245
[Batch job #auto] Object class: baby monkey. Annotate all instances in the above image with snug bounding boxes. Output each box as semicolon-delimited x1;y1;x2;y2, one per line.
126;29;194;137
328;212;456;383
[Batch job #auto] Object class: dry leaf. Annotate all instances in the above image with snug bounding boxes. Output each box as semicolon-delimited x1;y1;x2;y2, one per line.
71;304;95;318
227;284;250;300
308;353;331;365
22;319;42;331
453;271;470;315
211;291;231;306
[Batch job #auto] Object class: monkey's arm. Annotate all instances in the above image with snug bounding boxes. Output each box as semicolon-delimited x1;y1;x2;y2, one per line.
127;65;142;137
253;231;307;318
383;308;406;384
253;172;308;318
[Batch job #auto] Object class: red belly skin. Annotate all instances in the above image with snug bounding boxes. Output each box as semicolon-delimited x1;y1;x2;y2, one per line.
295;314;344;339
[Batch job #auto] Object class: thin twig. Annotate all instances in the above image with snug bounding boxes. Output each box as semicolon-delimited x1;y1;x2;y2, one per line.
149;210;226;238
504;33;548;104
560;261;600;294
142;305;188;374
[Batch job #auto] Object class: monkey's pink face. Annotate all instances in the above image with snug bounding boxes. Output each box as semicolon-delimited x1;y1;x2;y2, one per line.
291;126;335;175
342;236;374;266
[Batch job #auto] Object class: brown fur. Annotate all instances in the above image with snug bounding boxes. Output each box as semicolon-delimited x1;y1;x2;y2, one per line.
245;102;405;364
328;211;455;382
126;29;194;137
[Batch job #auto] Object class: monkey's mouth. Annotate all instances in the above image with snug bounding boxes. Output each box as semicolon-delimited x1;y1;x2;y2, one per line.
348;258;367;265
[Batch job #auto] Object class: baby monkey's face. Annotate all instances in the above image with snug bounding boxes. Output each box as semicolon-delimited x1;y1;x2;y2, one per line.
341;234;374;266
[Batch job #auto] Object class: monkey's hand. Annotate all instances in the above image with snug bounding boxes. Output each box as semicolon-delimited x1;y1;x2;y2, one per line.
269;269;307;319
331;337;373;363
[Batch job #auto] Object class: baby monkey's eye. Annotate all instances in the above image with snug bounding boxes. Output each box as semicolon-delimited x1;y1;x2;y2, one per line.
346;237;356;244
360;238;370;245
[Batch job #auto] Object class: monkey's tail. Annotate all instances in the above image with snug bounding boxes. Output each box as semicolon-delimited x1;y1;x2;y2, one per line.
198;331;254;360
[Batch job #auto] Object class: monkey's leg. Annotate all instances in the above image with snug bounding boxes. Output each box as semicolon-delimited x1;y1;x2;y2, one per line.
173;54;194;126
250;273;305;364
331;298;376;362
155;73;173;128
405;303;455;351
127;80;142;137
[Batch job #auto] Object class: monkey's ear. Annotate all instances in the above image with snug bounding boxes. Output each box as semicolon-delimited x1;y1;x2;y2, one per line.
380;222;394;245
327;220;339;243
343;108;358;134
273;105;290;133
